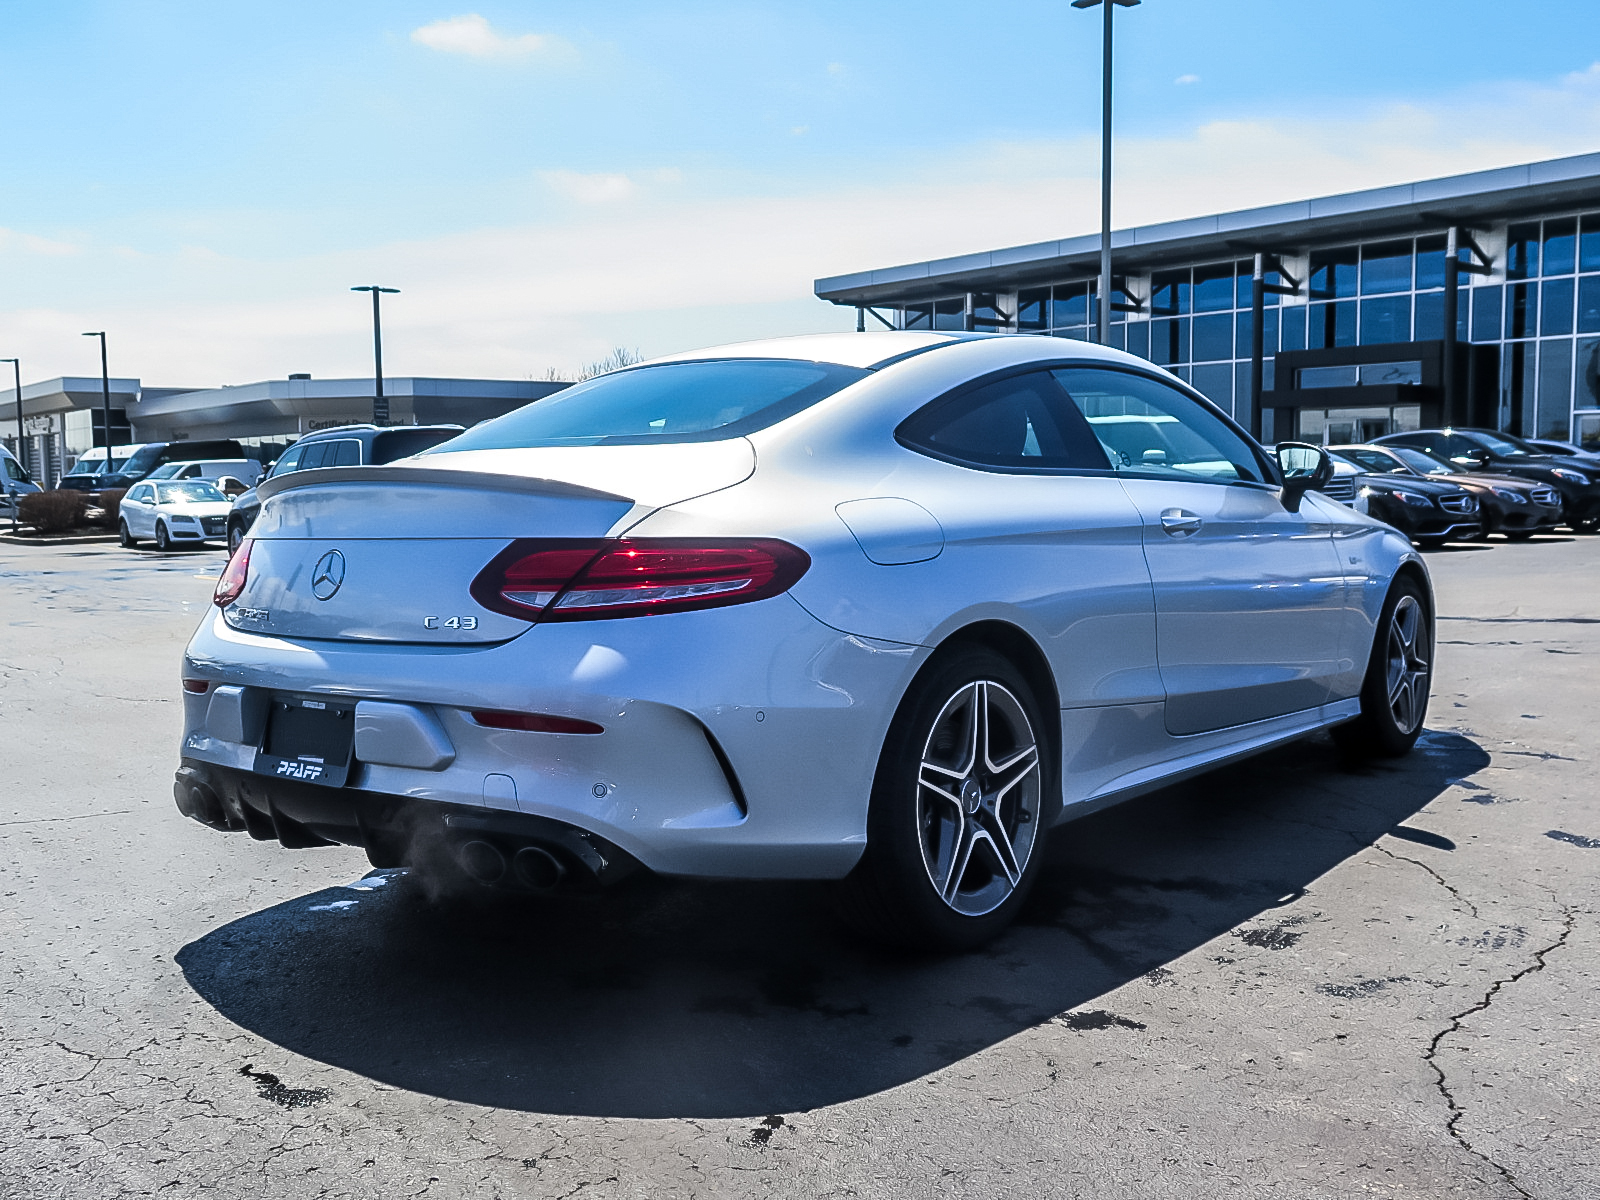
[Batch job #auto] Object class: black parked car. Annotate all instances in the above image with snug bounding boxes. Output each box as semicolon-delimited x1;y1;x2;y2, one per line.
1330;443;1563;540
1374;427;1600;532
59;438;252;494
1323;453;1482;548
226;423;463;552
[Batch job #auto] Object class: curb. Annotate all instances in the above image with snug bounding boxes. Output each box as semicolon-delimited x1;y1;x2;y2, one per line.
0;532;121;546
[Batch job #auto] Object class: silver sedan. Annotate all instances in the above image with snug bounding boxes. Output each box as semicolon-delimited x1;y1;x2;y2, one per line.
174;333;1432;949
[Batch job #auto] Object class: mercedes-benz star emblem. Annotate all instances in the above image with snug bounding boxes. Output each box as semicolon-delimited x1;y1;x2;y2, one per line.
310;550;346;601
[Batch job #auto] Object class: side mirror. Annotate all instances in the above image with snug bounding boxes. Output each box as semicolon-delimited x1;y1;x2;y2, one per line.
1473;449;1492;469
1276;441;1333;512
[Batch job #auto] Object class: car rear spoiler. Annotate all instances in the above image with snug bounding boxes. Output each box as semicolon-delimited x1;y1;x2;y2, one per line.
255;465;630;505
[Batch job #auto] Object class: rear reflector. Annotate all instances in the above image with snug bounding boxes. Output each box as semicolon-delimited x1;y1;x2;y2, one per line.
214;539;253;607
470;538;810;622
471;711;604;735
182;679;212;694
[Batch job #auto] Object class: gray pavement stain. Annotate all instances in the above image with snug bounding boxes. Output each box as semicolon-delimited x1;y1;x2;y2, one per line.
1546;829;1600;849
239;1063;331;1110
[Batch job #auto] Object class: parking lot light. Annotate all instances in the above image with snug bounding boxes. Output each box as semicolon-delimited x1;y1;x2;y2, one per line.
1072;0;1140;346
81;332;113;486
351;286;400;426
2;358;19;532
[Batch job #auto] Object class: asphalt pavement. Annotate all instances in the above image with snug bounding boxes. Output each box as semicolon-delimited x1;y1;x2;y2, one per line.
1;535;1596;1199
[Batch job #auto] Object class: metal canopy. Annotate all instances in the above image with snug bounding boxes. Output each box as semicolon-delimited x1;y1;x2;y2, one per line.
815;151;1600;307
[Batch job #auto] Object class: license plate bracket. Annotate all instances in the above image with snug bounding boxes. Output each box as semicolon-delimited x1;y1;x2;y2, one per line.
253;697;356;787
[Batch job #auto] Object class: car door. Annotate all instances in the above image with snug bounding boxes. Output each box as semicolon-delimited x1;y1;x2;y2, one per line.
125;484;154;537
890;367;1161;715
1055;366;1349;736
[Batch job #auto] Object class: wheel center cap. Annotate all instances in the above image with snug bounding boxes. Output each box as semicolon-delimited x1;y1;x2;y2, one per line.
960;778;983;815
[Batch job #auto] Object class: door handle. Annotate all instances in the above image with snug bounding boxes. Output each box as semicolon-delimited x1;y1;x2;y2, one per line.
1159;508;1203;538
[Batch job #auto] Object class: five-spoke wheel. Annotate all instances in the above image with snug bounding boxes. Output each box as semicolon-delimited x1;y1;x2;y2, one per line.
839;646;1052;950
915;679;1041;918
1334;576;1433;758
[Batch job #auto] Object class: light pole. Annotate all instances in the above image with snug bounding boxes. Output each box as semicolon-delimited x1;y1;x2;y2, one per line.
1072;0;1139;347
81;332;113;484
351;286;400;425
1;358;19;531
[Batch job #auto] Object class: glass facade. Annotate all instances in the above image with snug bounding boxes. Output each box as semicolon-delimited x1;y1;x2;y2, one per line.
890;210;1600;439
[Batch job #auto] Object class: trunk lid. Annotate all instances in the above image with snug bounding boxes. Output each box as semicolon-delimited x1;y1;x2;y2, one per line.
226;442;754;645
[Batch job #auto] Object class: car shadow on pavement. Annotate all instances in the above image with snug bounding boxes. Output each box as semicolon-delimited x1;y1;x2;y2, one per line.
176;728;1487;1120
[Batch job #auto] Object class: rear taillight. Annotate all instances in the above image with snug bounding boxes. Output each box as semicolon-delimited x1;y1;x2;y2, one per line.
470;538;810;622
182;678;212;694
214;539;252;607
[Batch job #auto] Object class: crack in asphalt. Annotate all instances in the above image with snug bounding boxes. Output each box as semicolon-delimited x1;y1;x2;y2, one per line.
1423;906;1577;1199
0;809;134;828
1371;843;1483;920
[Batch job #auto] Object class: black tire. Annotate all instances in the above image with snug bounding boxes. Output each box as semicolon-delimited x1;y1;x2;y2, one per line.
227;522;244;555
837;646;1053;952
154;521;172;552
1332;576;1433;759
118;520;138;549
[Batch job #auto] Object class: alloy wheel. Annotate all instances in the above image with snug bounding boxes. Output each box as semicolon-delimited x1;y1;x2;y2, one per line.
915;680;1041;917
1384;595;1429;735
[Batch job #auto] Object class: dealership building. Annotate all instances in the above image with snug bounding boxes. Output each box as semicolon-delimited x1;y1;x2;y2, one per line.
816;151;1600;450
0;375;565;488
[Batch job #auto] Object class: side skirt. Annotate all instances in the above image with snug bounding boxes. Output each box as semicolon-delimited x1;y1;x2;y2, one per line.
1053;698;1360;827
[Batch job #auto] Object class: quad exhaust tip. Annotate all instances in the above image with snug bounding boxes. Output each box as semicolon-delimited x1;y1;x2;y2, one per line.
455;838;570;892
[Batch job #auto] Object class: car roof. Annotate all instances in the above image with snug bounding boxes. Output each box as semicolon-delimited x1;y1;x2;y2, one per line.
642;331;992;371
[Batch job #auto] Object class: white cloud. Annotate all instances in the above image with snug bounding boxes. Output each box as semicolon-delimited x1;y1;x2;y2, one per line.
540;170;638;204
0;228;80;257
410;14;560;59
1174;74;1201;86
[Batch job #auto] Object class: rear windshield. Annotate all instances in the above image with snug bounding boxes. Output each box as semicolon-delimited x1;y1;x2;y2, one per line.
432;359;871;450
373;427;462;463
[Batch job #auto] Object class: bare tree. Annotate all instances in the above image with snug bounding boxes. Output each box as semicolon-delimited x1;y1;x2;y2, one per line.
577;347;644;381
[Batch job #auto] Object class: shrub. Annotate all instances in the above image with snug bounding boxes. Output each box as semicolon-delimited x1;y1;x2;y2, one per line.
95;488;127;530
18;490;88;534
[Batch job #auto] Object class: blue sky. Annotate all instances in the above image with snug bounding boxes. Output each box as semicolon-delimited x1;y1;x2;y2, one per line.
6;1;1600;384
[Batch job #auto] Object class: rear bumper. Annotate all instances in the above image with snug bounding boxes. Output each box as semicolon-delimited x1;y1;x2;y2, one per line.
175;760;643;887
178;598;921;880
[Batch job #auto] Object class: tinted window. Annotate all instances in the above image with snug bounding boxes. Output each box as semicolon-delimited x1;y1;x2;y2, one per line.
297;442;334;470
438;360;870;451
1337;447;1405;473
271;445;304;476
372;427;461;463
1054;368;1264;483
897;371;1110;472
1391;447;1455;475
329;439;361;467
3;456;28;483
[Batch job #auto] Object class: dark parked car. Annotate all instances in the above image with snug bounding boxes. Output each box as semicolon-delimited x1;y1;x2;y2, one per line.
1330;444;1562;540
1525;437;1600;466
1374;427;1600;532
226;424;463;552
59;439;252;494
1323;453;1481;548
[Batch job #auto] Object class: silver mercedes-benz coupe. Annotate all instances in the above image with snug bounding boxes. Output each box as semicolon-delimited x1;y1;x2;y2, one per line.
175;332;1434;949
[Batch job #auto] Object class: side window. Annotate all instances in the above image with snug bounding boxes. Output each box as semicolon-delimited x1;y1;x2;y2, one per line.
271;446;304;476
1053;368;1264;484
130;485;151;503
330;439;361;467
297;442;332;470
897;370;1111;471
3;456;27;483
